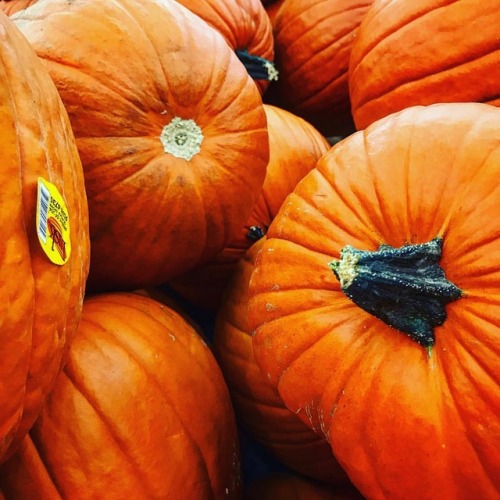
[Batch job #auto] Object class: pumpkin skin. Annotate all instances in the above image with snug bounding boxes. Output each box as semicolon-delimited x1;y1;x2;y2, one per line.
168;104;330;311
0;292;242;499
12;0;269;292
247;103;500;499
213;239;349;483
175;0;276;94
0;12;89;463
349;0;500;130
0;0;37;16
263;0;285;24
268;0;374;135
0;0;37;15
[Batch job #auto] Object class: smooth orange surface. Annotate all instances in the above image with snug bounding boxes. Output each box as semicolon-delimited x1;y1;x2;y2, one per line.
0;12;89;462
248;103;500;499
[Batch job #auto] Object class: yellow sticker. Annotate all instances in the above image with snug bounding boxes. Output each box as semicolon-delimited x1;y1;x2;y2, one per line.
36;177;71;265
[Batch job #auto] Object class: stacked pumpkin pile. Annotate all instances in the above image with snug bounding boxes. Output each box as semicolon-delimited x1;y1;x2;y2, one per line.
0;0;498;498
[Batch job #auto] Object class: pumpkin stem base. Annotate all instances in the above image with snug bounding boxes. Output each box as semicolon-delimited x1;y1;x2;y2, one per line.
329;238;462;348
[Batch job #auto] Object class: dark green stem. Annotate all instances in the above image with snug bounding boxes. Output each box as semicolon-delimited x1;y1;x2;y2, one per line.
328;238;462;349
245;225;267;242
235;49;279;82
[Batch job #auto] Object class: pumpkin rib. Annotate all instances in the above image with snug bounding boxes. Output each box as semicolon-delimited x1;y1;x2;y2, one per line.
437;148;499;245
325;335;439;496
270;306;371;388
316;159;384;243
350;1;499;118
446;311;500;387
354;351;396;495
37;55;155;132
62;325;215;496
82;305;215;381
5;436;65;500
358;127;404;238
51;369;165;496
438;351;499;489
283;7;366;83
292;68;348;112
29;20;171;119
351;0;458;67
277;192;362;252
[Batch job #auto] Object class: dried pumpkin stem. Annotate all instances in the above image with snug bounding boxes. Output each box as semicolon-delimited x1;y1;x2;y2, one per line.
236;49;279;82
328;237;462;349
160;117;203;161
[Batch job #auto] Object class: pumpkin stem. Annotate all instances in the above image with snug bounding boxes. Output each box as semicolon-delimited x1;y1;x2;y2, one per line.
328;238;462;349
160;117;203;161
235;49;279;82
245;225;267;242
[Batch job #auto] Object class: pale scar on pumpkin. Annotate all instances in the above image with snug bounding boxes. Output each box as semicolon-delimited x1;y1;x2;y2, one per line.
160;117;203;161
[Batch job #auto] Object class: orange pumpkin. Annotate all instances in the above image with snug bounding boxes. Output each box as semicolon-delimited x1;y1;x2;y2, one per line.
0;292;241;498
12;0;269;292
349;0;500;130
247;103;500;498
267;0;374;135
0;12;89;462
168;104;330;311
214;239;349;483
176;0;277;93
0;0;37;15
263;0;285;24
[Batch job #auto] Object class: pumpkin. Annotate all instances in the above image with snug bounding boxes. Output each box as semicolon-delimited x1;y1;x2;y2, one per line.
244;473;363;500
262;0;285;24
12;0;269;292
175;0;277;93
349;0;500;130
0;0;37;15
0;292;241;499
247;103;500;498
213;239;349;483
266;0;374;136
168;104;330;311
0;12;89;463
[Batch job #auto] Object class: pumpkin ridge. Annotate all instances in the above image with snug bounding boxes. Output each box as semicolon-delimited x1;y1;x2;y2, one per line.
38;55;154;130
447;309;500;385
436;135;499;240
349;0;458;69
283;314;381;435
354;49;500;117
12;436;64;499
55;368;164;496
283;4;370;69
64;324;216;497
274;305;369;383
290;67;349;111
305;167;381;245
437;348;499;489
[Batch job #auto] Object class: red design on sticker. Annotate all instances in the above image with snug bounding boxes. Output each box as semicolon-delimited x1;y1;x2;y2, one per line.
47;216;67;261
